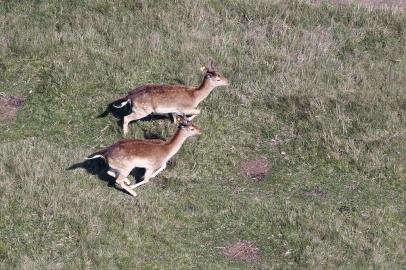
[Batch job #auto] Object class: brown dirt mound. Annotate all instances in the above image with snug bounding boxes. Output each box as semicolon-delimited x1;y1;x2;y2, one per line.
222;241;261;262
240;156;270;181
0;93;25;122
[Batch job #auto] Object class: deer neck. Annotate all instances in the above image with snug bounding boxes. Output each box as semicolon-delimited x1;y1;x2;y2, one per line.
193;79;215;104
164;130;188;160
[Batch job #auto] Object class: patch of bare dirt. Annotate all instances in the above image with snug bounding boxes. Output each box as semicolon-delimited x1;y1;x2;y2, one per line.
155;177;170;189
222;241;261;262
310;0;406;12
240;156;271;181
0;93;25;122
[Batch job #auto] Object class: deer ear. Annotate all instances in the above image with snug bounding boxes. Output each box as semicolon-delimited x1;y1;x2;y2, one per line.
178;121;191;129
177;113;190;127
207;59;215;72
201;59;215;73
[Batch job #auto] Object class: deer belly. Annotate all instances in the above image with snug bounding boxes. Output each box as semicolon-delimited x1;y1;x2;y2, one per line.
131;158;157;170
154;106;178;114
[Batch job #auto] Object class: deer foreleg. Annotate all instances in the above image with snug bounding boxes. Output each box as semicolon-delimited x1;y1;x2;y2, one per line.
116;175;137;197
129;169;153;189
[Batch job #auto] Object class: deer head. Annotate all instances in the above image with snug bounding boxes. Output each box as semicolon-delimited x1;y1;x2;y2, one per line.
202;59;229;87
177;114;202;136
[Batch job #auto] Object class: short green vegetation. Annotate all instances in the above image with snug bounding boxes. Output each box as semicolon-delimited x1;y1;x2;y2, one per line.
0;0;405;268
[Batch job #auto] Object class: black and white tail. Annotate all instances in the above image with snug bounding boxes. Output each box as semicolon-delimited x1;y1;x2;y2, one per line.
86;150;107;161
86;154;105;160
113;98;131;108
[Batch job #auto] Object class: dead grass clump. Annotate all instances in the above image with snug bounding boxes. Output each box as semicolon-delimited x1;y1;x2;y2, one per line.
240;156;271;181
222;241;261;262
148;32;161;50
303;187;328;198
155;177;170;189
310;0;406;12
0;93;25;122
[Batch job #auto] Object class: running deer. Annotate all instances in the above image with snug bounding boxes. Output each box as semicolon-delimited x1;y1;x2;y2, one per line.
112;60;229;134
85;118;202;197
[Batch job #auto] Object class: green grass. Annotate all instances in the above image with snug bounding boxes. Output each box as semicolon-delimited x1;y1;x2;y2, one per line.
1;0;405;268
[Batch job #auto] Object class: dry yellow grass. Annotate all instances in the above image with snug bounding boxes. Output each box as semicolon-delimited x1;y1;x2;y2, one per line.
310;0;406;12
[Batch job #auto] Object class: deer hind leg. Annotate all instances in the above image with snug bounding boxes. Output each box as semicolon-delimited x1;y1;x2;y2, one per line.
116;174;137;197
123;110;150;135
107;168;130;185
129;168;154;189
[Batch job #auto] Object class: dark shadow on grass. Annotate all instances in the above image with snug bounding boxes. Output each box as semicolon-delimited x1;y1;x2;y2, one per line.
172;78;186;85
142;129;167;141
67;158;147;195
67;158;115;186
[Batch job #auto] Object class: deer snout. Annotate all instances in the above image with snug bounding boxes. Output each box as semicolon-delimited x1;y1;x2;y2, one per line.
217;77;229;86
191;126;203;136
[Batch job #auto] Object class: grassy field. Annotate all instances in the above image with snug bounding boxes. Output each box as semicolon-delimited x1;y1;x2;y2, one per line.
1;0;405;268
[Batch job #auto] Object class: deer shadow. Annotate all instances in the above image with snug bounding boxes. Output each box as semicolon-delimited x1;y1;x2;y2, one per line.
171;78;186;85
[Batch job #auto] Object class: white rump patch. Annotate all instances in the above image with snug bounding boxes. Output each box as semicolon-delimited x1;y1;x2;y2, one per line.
85;154;105;160
107;170;116;177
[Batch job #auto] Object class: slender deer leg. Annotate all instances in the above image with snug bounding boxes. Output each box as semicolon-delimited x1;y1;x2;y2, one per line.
123;111;150;135
129;164;166;190
187;115;197;121
116;175;137;197
151;163;167;178
123;178;131;185
182;108;200;121
108;169;130;185
129;169;153;189
172;113;178;123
